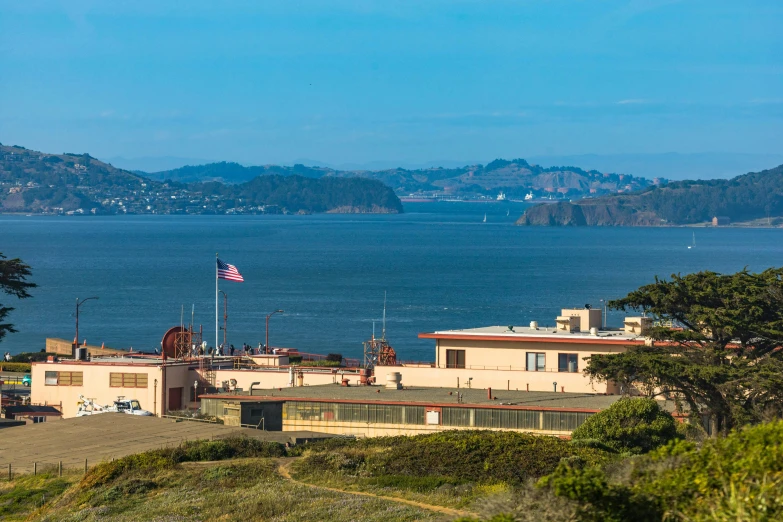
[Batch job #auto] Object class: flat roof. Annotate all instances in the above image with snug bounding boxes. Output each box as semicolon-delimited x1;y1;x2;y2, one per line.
201;384;634;412
420;325;646;345
0;414;333;474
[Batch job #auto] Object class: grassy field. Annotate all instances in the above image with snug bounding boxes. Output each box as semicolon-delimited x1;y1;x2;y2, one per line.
36;459;436;522
288;430;610;513
0;472;79;521
0;431;616;521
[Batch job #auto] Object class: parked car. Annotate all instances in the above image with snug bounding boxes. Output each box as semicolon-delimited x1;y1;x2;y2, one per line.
22;374;31;386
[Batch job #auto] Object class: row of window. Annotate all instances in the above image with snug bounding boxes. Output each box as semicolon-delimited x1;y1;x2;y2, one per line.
445;349;580;372
44;371;148;388
284;401;426;425
283;400;593;432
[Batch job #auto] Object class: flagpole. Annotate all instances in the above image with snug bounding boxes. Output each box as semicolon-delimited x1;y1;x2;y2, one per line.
215;252;219;354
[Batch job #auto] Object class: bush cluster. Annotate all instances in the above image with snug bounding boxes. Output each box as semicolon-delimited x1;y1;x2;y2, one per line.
82;436;285;489
0;362;31;373
570;398;680;454
296;430;610;485
538;420;783;521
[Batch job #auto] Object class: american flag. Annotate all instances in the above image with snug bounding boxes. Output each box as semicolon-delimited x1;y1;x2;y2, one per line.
217;259;244;282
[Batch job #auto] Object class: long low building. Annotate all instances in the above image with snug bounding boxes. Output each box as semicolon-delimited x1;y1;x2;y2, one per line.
199;384;626;437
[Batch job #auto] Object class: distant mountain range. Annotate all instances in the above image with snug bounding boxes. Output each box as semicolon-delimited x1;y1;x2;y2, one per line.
140;159;658;200
518;164;783;227
0;144;401;215
106;152;783;181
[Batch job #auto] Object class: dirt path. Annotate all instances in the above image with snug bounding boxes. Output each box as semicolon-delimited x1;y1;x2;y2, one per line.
275;459;477;519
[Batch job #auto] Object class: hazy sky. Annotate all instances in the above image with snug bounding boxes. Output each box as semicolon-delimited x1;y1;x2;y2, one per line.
1;1;781;166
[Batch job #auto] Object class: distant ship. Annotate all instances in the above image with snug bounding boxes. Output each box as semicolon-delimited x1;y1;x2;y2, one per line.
483;213;487;223
524;192;534;201
497;191;507;201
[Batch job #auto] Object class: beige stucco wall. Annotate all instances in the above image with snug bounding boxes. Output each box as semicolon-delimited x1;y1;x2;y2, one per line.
31;362;166;418
376;363;614;394
282;420;572;438
435;338;628;372
209;368;348;391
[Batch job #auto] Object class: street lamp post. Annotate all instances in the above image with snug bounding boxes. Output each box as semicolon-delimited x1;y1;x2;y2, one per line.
265;310;284;352
75;296;99;349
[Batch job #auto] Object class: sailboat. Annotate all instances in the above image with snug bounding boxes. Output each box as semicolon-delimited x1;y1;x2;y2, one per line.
483;213;487;223
688;232;695;249
506;209;510;217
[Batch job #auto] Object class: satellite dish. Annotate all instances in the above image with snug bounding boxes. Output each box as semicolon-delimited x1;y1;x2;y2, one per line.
585;304;591;309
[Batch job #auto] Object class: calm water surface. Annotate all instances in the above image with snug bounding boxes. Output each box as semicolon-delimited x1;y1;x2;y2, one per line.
2;202;782;361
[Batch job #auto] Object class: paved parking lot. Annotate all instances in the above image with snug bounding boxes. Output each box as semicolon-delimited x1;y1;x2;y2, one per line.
0;413;330;474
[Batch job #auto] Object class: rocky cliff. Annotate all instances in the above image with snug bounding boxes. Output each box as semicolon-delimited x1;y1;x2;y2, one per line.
517;201;662;226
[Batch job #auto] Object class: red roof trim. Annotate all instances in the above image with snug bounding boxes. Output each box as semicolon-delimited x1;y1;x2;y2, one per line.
418;332;642;345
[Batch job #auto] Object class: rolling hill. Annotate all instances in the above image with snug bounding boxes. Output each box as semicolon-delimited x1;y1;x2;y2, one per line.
0;144;401;215
517;164;783;226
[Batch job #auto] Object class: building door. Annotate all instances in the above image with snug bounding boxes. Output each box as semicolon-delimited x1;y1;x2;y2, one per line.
168;387;183;411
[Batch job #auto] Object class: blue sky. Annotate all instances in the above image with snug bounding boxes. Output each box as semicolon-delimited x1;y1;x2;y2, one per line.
1;1;781;168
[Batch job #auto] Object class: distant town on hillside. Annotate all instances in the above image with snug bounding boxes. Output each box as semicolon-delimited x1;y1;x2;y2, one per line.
0;144;402;215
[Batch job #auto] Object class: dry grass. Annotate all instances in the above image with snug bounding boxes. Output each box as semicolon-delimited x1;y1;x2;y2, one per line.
33;459;438;522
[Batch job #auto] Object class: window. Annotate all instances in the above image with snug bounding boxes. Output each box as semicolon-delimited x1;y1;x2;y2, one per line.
526;352;546;371
110;372;149;388
44;371;83;386
558;353;579;373
445;349;466;369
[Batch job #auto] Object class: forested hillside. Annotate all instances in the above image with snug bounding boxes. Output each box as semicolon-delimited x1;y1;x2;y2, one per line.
518;164;783;226
0;144;401;215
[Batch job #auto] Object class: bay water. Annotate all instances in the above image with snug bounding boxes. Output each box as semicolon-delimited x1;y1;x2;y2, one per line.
2;202;782;361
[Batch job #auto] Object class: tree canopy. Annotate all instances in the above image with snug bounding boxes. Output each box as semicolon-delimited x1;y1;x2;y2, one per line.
571;398;679;454
0;253;36;344
586;268;783;434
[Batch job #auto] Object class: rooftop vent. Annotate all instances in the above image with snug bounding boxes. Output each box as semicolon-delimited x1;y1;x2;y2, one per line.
530;321;539;330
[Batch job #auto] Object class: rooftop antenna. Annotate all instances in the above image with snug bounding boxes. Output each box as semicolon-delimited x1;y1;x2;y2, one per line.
382;291;387;341
372;320;376;341
191;304;195;330
180;305;184;330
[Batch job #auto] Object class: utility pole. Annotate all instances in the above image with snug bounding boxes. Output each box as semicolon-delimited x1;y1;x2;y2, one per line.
75;297;99;350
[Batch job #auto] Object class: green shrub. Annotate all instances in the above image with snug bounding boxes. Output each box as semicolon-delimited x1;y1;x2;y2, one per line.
296;430;611;484
297;360;341;367
0;362;32;373
82;436;284;489
171;437;285;462
537;420;783;521
11;351;50;363
571;398;679;454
